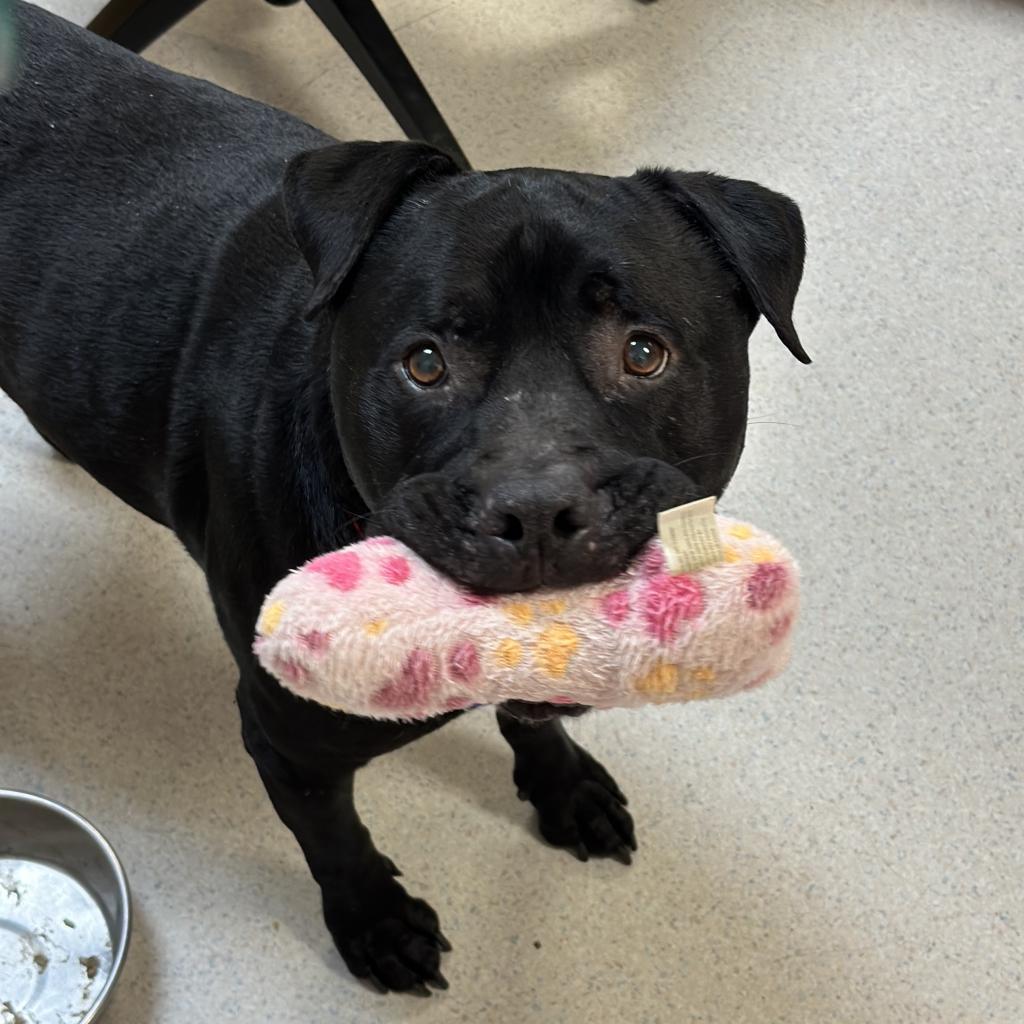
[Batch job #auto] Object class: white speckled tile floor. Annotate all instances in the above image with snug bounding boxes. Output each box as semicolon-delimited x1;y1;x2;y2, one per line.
2;0;1023;1021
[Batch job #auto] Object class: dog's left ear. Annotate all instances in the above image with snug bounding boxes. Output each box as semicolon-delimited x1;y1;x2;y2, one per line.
284;141;460;320
635;168;810;363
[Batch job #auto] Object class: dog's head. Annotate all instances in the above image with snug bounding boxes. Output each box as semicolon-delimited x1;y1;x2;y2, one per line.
284;142;807;595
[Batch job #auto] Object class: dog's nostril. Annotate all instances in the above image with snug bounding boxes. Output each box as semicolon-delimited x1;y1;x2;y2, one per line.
553;507;584;539
497;514;524;543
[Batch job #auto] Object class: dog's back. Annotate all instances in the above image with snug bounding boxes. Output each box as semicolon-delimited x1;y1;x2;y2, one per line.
0;2;326;522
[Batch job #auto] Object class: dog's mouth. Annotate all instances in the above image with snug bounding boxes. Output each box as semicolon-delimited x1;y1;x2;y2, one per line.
369;457;709;595
501;699;590;723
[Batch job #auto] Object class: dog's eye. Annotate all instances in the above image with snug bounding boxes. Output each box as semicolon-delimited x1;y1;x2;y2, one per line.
404;345;447;387
623;333;668;377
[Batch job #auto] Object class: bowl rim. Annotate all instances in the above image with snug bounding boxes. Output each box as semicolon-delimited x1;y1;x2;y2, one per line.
0;788;132;1022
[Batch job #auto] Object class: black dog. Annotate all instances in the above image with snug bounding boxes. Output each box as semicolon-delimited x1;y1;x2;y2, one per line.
0;2;807;995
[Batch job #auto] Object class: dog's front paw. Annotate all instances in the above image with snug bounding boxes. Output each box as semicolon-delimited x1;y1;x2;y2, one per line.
517;745;637;864
323;874;450;995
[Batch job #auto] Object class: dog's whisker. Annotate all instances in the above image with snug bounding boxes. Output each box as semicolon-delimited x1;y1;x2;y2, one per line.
340;506;374;524
669;451;731;469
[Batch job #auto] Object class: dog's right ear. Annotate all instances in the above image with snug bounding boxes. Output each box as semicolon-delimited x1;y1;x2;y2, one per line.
283;141;459;320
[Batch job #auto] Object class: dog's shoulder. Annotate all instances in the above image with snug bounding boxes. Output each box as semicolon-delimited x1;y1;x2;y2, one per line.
4;1;330;181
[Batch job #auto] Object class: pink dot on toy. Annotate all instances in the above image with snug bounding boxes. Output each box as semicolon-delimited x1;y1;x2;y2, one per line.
308;550;362;591
372;648;439;709
769;613;793;645
299;630;330;654
747;563;789;611
600;588;631;626
380;555;412;585
641;546;665;576
642;574;704;643
448;641;481;684
276;658;309;686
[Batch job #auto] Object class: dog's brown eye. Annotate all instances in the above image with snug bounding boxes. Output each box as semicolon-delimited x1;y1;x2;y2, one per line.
623;334;668;377
404;345;446;387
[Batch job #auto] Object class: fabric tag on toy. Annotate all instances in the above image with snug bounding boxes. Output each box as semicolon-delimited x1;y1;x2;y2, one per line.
657;496;724;574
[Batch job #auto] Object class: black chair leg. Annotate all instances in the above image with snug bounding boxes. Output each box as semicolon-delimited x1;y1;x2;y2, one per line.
88;0;207;52
302;0;470;169
89;0;469;168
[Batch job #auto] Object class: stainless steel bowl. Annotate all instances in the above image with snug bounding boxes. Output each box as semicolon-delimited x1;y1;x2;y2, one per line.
0;791;131;1024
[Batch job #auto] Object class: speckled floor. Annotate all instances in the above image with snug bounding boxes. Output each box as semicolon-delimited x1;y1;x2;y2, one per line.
2;0;1023;1021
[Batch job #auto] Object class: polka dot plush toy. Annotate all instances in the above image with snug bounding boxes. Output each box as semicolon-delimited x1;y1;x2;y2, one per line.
253;517;798;721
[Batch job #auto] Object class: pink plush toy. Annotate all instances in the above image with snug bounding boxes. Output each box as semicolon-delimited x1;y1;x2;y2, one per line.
253;517;798;721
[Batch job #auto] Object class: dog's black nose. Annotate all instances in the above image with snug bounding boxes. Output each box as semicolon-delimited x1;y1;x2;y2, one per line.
480;465;598;555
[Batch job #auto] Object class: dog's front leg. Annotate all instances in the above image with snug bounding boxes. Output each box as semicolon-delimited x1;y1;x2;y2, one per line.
497;708;637;864
237;675;452;995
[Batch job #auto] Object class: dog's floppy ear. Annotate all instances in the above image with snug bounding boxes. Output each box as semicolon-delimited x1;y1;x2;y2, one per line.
635;168;810;363
284;141;459;320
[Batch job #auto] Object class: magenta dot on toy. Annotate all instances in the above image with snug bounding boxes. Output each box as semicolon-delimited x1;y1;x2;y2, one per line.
600;588;630;626
447;641;481;684
642;574;704;642
308;550;362;591
769;613;793;645
277;658;308;686
641;546;665;576
299;629;330;653
747;563;789;610
380;555;412;585
372;648;439;709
